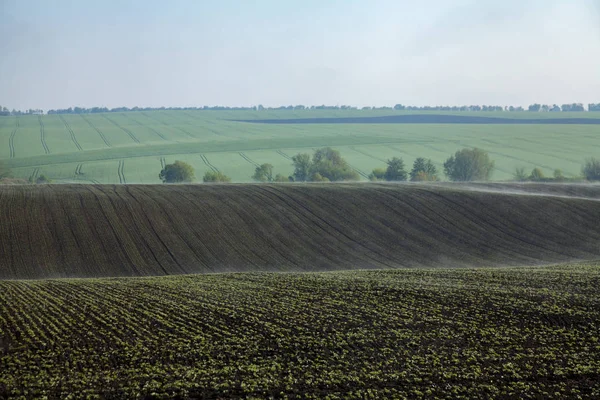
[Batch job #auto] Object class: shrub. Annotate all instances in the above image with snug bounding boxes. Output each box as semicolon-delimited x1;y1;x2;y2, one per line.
159;161;195;183
36;175;51;184
443;148;494;181
273;174;290;182
369;168;386;181
582;158;600;181
203;171;231;183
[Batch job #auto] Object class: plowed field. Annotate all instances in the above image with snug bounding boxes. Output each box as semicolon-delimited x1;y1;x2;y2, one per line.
1;183;599;280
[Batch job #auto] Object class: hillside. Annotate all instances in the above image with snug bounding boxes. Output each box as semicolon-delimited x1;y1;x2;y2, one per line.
2;264;599;398
1;183;599;279
1;110;598;183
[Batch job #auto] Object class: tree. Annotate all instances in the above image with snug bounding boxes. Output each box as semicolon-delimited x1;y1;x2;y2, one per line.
582;158;600;181
443;148;494;181
291;148;359;182
529;168;545;181
159;161;195;183
513;167;528;182
310;148;359;181
553;169;565;181
203;171;231;183
291;153;311;182
252;163;274;182
384;157;408;181
410;158;438;181
369;168;386;181
528;104;541;112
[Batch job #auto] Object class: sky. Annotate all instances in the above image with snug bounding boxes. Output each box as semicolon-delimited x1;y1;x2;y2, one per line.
1;0;599;110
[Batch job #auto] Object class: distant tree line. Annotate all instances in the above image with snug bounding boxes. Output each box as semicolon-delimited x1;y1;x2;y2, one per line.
0;107;43;116
1;102;600;116
159;149;600;185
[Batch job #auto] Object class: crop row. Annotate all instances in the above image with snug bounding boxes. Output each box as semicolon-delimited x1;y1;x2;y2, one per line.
0;264;599;398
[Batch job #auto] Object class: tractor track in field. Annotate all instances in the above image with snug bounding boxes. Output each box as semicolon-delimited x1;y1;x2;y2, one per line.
1;183;600;280
8;117;18;158
38;116;50;154
200;154;219;172
29;168;40;181
74;163;83;179
80;115;112;147
117;160;126;184
102;115;140;144
239;152;260;168
276;149;293;161
141;112;196;139
120;113;170;142
349;146;387;163
58;115;83;151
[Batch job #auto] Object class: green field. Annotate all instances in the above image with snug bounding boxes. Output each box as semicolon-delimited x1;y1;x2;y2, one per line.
1;110;598;183
1;263;599;398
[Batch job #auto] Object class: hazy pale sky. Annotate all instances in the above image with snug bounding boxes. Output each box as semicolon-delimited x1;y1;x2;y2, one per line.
1;0;599;110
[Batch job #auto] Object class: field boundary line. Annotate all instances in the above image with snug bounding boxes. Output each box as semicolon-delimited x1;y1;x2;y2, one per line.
59;115;83;151
80;115;112;147
38;116;50;154
103;115;141;144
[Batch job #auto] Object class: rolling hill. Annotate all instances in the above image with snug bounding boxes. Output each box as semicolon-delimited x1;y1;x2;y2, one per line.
1;183;599;280
1;110;598;184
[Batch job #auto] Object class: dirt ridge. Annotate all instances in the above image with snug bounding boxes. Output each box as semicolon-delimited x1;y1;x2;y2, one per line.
1;183;599;279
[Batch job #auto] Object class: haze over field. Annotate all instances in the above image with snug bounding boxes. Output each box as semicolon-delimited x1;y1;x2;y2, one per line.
1;0;600;110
